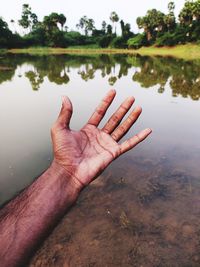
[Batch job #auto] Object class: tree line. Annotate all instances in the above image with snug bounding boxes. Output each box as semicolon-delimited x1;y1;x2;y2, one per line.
1;0;200;49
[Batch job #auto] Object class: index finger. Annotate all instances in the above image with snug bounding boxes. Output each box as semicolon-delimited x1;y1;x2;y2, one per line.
87;89;116;127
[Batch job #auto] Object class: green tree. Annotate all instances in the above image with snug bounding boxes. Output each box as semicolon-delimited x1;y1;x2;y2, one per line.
76;16;95;36
42;13;67;47
0;17;14;48
178;0;200;41
102;20;107;33
106;24;113;35
179;0;194;25
179;0;200;26
87;18;95;35
10;19;17;33
136;9;166;41
192;0;200;20
120;20;125;36
58;14;67;31
164;2;176;31
120;20;132;38
110;11;119;34
18;4;38;32
98;35;112;47
43;13;66;31
128;33;147;49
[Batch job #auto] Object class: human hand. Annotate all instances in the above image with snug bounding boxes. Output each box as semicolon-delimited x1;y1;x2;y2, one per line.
51;90;152;190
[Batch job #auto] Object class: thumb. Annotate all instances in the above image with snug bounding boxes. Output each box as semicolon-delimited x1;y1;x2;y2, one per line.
57;96;73;129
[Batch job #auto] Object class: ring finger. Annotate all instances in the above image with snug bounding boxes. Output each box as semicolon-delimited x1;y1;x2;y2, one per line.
102;96;135;134
111;106;142;142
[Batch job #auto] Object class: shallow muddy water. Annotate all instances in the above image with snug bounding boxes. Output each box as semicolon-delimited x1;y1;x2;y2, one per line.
0;54;200;266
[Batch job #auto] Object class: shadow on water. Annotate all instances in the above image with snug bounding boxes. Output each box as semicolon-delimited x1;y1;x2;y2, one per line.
1;54;200;100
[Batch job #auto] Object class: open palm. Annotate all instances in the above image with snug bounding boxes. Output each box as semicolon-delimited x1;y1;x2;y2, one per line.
51;90;151;190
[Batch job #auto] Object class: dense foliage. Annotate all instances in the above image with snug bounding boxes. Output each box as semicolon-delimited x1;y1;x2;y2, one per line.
132;0;200;48
1;1;200;49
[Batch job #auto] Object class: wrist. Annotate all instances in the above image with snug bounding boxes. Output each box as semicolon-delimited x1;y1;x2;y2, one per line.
50;160;84;193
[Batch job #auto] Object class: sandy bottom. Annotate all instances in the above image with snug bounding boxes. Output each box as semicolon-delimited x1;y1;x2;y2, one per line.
28;155;200;267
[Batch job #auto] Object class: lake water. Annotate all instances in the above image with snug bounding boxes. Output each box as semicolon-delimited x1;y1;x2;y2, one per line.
0;54;200;266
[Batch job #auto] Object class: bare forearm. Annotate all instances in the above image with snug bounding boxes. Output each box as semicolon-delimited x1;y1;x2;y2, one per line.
0;161;80;267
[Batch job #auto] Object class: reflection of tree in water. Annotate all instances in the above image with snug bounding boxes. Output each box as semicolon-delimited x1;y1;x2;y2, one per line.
1;54;200;100
0;55;18;84
75;54;131;85
169;63;200;101
118;63;129;79
25;71;44;91
24;56;70;88
45;58;70;85
130;56;200;100
170;77;200;100
108;76;117;85
132;57;170;91
0;54;132;89
78;64;95;81
48;71;69;85
0;68;15;84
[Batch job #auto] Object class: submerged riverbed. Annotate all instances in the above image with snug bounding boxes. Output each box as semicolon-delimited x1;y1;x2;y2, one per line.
0;54;200;266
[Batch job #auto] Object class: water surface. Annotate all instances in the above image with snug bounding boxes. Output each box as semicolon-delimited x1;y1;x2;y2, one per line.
0;54;200;266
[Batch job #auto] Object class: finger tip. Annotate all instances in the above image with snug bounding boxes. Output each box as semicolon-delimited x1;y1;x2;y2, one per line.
128;96;135;103
146;128;153;134
109;88;116;95
135;106;142;113
61;95;72;108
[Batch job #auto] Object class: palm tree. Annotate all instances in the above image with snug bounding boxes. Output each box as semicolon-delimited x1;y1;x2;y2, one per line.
164;2;176;31
76;16;95;36
58;14;66;31
18;4;38;32
76;16;88;35
10;19;17;33
136;9;165;41
102;20;107;33
179;1;194;25
110;11;119;34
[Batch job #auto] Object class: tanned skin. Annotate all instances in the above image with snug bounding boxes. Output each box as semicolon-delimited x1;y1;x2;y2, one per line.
0;90;152;267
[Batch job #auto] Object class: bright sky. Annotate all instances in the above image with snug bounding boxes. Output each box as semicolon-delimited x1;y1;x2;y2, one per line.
1;0;185;33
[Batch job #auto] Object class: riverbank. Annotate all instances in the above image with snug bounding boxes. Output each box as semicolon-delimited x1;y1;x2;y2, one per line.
7;47;131;55
137;44;200;60
5;44;200;60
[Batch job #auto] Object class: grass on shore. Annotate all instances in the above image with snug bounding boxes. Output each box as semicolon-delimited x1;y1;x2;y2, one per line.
137;44;200;60
7;47;132;55
6;44;200;60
